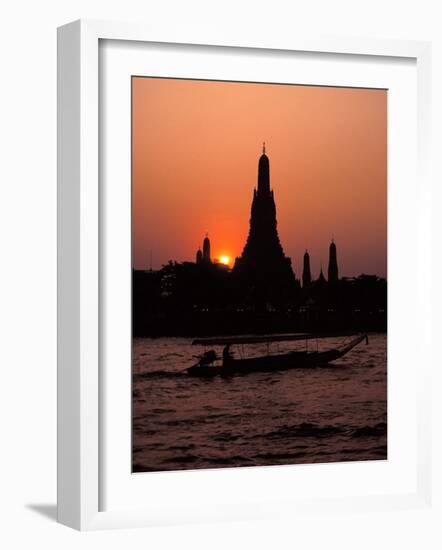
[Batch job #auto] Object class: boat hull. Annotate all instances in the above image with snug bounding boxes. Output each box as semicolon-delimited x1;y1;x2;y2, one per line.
187;349;343;377
186;334;367;377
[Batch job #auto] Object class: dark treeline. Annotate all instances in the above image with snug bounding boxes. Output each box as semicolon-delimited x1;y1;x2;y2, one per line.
133;262;387;337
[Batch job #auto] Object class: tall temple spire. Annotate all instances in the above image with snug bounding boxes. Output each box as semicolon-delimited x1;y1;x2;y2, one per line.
328;239;339;283
302;250;312;288
233;146;295;307
257;143;270;195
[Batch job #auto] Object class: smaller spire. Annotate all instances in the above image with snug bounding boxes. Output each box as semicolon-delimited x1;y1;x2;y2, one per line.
203;233;211;263
262;141;266;154
302;249;312;288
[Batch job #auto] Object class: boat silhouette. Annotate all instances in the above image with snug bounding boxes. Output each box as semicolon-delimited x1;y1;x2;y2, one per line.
186;333;368;377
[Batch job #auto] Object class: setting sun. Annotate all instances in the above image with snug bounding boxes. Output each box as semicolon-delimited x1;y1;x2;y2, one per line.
219;255;230;266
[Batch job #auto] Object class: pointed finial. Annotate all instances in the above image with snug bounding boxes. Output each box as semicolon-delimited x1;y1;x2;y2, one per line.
262;141;266;154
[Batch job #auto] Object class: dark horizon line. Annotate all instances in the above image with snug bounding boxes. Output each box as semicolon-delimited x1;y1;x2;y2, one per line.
132;262;387;280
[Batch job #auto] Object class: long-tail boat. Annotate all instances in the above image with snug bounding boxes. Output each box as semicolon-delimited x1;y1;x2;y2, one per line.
186;333;368;377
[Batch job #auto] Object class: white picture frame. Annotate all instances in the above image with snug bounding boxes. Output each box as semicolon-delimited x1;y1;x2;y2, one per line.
57;19;432;531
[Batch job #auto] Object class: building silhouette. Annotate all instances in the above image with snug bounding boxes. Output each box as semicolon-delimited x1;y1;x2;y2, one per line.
302;250;312;288
233;144;295;306
317;266;327;286
196;235;211;264
133;146;386;336
203;234;211;263
328;239;339;283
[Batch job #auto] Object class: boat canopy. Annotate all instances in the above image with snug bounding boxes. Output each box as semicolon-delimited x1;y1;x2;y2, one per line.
192;333;345;346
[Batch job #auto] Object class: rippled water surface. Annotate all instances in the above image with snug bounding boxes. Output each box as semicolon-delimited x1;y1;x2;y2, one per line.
133;334;387;471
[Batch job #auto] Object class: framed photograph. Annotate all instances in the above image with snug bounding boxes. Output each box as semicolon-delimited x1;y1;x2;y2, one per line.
57;20;432;530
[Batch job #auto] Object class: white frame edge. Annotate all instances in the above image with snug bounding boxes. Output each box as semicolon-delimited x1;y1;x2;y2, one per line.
57;19;432;531
58;21;82;530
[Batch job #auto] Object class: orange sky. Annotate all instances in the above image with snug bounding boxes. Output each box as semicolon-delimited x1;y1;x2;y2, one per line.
132;77;387;278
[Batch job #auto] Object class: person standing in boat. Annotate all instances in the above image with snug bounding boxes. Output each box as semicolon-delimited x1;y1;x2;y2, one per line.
222;344;234;365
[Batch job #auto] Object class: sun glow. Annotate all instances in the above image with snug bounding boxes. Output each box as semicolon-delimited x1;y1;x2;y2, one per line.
219;255;230;266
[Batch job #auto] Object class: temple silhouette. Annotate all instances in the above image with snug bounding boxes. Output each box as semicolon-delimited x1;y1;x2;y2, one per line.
133;144;387;336
302;250;312;288
328;240;339;284
196;234;211;264
233;144;296;306
301;244;339;289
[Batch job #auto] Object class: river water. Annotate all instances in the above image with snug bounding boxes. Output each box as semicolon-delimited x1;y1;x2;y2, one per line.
132;333;387;472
